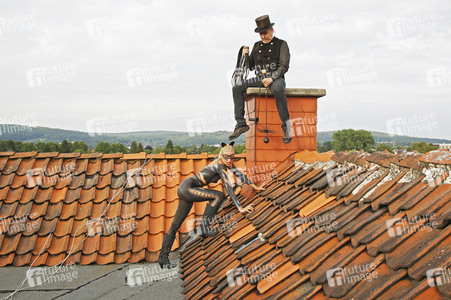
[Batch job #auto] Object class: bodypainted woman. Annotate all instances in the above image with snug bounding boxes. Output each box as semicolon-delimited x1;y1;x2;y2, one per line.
158;142;264;268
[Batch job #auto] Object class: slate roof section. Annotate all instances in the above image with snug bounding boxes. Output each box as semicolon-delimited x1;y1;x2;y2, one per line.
0;151;246;267
179;150;451;299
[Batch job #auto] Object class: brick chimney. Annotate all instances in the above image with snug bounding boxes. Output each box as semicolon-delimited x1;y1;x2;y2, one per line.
244;88;326;183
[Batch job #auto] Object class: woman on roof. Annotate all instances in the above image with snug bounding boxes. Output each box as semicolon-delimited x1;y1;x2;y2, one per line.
158;141;264;269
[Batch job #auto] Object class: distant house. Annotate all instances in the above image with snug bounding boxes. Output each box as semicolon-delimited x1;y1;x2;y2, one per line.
438;143;451;151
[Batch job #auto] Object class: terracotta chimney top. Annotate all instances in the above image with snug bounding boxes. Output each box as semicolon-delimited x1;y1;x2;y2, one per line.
244;87;326;184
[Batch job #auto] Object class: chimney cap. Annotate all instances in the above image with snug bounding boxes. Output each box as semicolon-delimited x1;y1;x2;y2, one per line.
245;88;326;98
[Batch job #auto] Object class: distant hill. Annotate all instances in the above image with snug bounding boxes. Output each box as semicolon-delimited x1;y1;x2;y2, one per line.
0;124;449;148
0;124;246;148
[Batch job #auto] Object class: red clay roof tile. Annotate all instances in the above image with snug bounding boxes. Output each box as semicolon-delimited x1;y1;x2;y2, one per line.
3;159;22;175
38;218;58;236
0;186;10;201
97;173;112;189
16;234;37;255
16;158;36;176
83;174;99;189
420;149;451;165
90;201;107;220
35;152;59;158
75;202;93;220
46;158;63;176
0;233;21;255
56;153;80;159
0;157;11;171
94;187;110;203
101;153;123;159
86;159;101;176
74;159;88;175
100;159;114;175
99;233;116;254
82;234;100;254
0;174;15;188
49;187;68;203
48;235;70;255
53;218;74;237
104;201;121;220
121;201;137;220
33;235;52;255
22;218;42;236
116;234;132;254
78;187;95;204
4;187;24;204
44;201;63;220
69;173;86;189
366;151;397;168
30;202;48;220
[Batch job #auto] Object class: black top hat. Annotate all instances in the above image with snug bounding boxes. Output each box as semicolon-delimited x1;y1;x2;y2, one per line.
254;15;275;33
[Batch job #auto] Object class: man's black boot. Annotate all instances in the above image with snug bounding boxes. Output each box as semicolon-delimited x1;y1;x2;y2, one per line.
229;124;250;140
199;204;219;238
158;233;177;269
282;126;292;144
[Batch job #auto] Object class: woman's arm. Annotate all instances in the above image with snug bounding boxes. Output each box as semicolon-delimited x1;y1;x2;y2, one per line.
231;165;265;191
231;165;252;185
217;164;241;209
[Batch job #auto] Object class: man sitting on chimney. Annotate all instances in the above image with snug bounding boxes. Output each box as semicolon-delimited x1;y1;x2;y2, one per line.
229;15;292;144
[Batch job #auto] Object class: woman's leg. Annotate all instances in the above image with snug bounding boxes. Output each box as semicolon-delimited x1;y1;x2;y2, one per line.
159;184;226;268
159;199;193;268
186;187;226;237
167;200;193;236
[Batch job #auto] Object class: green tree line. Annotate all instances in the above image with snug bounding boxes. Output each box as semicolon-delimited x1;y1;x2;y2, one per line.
0;139;246;155
316;129;438;154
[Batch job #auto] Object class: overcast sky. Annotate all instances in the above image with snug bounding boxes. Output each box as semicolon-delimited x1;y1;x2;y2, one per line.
1;0;450;140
